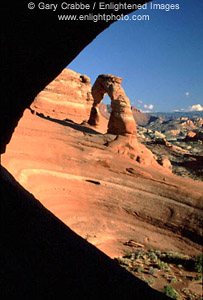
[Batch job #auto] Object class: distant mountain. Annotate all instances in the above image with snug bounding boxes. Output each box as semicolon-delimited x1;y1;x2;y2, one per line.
131;107;158;126
146;111;203;120
99;104;159;126
99;104;203;126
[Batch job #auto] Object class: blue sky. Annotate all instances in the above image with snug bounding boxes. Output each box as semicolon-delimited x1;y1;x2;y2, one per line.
68;0;203;112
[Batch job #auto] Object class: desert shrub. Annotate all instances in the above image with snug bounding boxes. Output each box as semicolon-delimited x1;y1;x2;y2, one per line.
194;274;202;281
148;267;156;275
170;276;178;284
157;260;170;271
195;254;203;273
145;278;154;286
137;266;145;273
162;285;179;299
154;250;161;256
156;250;192;269
147;250;159;262
135;249;144;260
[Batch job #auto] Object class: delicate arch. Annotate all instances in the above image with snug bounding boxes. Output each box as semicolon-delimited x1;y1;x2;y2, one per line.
88;74;137;135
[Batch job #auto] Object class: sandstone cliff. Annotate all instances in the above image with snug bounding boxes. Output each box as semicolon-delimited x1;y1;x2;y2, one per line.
31;69;94;122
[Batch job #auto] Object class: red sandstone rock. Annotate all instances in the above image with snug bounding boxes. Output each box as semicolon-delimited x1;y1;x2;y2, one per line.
31;69;94;122
2;109;203;258
169;129;181;136
88;74;137;135
180;119;196;130
99;104;158;127
186;131;196;139
158;158;172;171
131;107;152;126
185;131;203;142
106;135;157;166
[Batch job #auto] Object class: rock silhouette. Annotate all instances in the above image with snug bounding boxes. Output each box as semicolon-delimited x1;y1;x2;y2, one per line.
88;74;137;135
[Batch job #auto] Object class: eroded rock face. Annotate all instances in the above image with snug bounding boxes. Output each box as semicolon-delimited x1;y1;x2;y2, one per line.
106;135;157;166
31;69;94;123
158;158;172;171
185;131;203;142
88;74;137;135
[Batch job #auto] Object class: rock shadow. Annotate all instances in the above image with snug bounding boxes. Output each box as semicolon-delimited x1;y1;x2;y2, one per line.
171;158;203;179
36;112;101;135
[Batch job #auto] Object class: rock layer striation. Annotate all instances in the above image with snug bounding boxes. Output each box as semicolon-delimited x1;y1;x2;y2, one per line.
31;69;94;122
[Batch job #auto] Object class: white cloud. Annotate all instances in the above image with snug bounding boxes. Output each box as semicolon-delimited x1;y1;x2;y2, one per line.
185;92;190;97
188;104;203;111
143;104;154;110
174;104;203;112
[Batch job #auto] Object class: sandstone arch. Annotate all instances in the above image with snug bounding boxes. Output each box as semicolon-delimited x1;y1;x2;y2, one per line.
88;74;137;135
1;1;150;155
